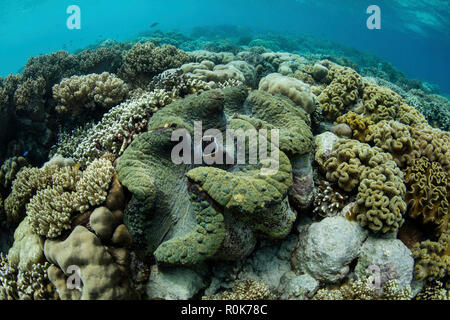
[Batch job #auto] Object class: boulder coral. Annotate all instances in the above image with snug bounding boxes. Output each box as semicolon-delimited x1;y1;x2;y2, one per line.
258;73;318;114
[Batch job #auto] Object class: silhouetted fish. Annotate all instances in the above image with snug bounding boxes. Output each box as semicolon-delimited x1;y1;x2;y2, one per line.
150;22;159;28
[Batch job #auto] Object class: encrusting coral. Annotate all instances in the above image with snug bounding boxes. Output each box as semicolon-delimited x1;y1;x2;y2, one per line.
53;72;129;116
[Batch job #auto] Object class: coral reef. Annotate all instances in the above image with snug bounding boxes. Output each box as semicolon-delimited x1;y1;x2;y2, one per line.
0;254;58;300
412;231;449;282
313;278;412;300
5;158;114;238
44;226;135;299
335;111;374;142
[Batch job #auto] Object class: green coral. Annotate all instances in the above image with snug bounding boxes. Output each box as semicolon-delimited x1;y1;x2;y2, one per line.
242;90;313;157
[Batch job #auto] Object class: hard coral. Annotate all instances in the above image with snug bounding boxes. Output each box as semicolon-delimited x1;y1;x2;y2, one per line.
53;72;129;116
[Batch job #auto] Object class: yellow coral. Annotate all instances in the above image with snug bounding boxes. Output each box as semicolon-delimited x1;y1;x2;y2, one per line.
336;111;374;142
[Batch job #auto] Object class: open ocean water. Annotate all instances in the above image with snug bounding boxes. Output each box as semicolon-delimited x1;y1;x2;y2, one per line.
0;0;449;95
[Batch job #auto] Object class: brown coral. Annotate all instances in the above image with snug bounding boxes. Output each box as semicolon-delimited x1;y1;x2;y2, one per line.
365;120;415;168
325;139;407;233
403;157;449;236
118;42;190;87
317;65;363;120
336;111;374;142
53;72;129;116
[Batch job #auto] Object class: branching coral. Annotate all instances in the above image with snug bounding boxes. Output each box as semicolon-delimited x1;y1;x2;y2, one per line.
313;278;412;300
0;156;28;197
5;158;114;238
0;254;58;300
13;77;46;113
203;280;273;300
53;72;129;116
325;139;406;233
317;65;363;120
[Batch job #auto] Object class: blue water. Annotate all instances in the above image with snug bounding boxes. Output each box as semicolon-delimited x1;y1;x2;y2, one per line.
0;0;449;94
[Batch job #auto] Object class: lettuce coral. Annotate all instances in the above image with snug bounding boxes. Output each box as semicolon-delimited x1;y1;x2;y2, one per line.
365;120;415;168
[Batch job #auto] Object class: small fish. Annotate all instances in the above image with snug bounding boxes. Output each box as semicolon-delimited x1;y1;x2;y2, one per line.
23;150;29;156
9;158;13;163
74;163;81;170
150;22;159;28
